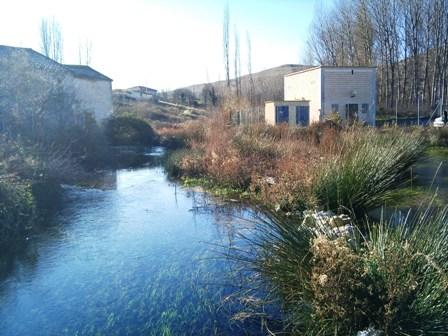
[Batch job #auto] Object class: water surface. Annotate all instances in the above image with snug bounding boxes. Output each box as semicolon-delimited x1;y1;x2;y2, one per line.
0;164;263;335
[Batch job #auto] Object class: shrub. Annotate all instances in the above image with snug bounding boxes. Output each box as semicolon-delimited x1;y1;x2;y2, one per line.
0;179;35;242
105;116;157;146
164;149;205;179
426;127;448;147
245;206;448;335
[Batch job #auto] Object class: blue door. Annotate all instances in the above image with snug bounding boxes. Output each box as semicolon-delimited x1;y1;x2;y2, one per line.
275;106;289;124
296;106;309;126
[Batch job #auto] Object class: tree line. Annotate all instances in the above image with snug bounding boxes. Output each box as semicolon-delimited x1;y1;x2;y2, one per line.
308;0;448;115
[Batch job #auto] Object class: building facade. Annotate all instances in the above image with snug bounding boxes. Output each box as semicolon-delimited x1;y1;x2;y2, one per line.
0;45;113;131
65;65;113;121
266;66;376;126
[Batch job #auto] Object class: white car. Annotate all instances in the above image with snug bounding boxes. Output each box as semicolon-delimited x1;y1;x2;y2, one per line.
433;116;445;128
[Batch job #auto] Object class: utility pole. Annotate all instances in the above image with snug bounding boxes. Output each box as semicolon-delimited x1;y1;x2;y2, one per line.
395;85;399;126
417;91;421;126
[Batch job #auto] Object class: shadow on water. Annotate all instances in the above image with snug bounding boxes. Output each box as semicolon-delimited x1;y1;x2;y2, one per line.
0;148;275;335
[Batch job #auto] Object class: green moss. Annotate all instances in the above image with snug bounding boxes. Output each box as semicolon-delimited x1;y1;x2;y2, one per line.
181;177;247;199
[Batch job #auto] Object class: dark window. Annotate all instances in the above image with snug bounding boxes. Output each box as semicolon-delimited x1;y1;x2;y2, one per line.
296;106;309;126
275;106;289;124
331;104;339;113
346;104;359;122
361;103;369;114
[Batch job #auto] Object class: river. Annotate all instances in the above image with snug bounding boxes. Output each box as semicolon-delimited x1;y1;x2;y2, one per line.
0;154;266;335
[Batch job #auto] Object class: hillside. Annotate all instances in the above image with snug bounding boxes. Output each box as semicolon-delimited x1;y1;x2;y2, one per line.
176;64;310;104
113;100;206;127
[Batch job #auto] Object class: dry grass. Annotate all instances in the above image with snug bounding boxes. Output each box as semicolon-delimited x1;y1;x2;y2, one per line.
164;113;424;215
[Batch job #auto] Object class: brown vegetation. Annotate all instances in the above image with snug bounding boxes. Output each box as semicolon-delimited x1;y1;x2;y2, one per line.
165;113;424;215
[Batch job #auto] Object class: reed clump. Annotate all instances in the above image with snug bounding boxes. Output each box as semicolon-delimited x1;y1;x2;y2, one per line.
245;207;448;335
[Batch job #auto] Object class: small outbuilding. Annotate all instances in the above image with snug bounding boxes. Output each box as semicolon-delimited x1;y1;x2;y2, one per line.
266;66;376;126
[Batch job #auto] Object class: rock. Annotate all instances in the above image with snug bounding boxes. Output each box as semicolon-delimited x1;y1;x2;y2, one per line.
357;326;383;336
330;224;355;238
264;176;276;185
329;214;352;228
302;210;355;239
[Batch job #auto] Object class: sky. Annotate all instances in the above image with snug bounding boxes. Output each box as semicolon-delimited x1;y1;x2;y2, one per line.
0;0;333;90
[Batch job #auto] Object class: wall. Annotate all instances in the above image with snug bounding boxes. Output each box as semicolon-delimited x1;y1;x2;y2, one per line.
72;78;113;122
321;68;376;125
264;101;310;126
284;68;322;123
265;102;276;125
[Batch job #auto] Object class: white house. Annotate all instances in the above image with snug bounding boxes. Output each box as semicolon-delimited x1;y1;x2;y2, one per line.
127;86;157;100
0;45;113;126
265;66;376;126
113;86;158;106
65;65;113;121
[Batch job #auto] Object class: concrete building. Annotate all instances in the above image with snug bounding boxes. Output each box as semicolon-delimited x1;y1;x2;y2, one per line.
127;86;157;100
266;66;376;126
113;86;158;106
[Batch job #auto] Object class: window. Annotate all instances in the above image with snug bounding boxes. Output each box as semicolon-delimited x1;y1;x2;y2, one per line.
275;106;289;124
331;104;339;113
296;106;309;126
361;103;369;114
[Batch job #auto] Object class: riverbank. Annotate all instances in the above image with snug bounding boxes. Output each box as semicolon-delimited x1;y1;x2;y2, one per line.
161;118;448;334
163;119;426;217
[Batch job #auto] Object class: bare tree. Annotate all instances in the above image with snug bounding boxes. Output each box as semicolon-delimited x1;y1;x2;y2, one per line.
234;27;241;96
223;3;230;89
246;32;255;104
78;39;92;65
39;17;64;63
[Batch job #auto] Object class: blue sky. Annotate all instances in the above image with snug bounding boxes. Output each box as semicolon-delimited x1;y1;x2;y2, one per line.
0;0;333;89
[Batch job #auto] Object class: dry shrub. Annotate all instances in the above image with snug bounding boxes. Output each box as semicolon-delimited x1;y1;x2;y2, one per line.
157;121;205;149
162;114;348;207
310;236;375;333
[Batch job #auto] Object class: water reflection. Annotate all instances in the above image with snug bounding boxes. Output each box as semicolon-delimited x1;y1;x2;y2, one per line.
0;166;264;335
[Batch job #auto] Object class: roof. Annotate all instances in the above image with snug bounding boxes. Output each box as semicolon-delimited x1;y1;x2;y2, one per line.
285;65;377;77
64;64;112;81
0;44;67;70
0;45;113;82
128;86;157;92
265;100;310;104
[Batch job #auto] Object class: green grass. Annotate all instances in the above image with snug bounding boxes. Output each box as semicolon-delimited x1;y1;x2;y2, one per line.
312;129;425;219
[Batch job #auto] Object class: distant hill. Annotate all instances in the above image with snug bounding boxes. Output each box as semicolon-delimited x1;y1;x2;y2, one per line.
174;64;311;105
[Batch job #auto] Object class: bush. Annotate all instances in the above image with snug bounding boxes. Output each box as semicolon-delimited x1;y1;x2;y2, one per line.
0;179;35;242
426;127;448;147
164;148;206;179
105;116;157;146
245;206;448;335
